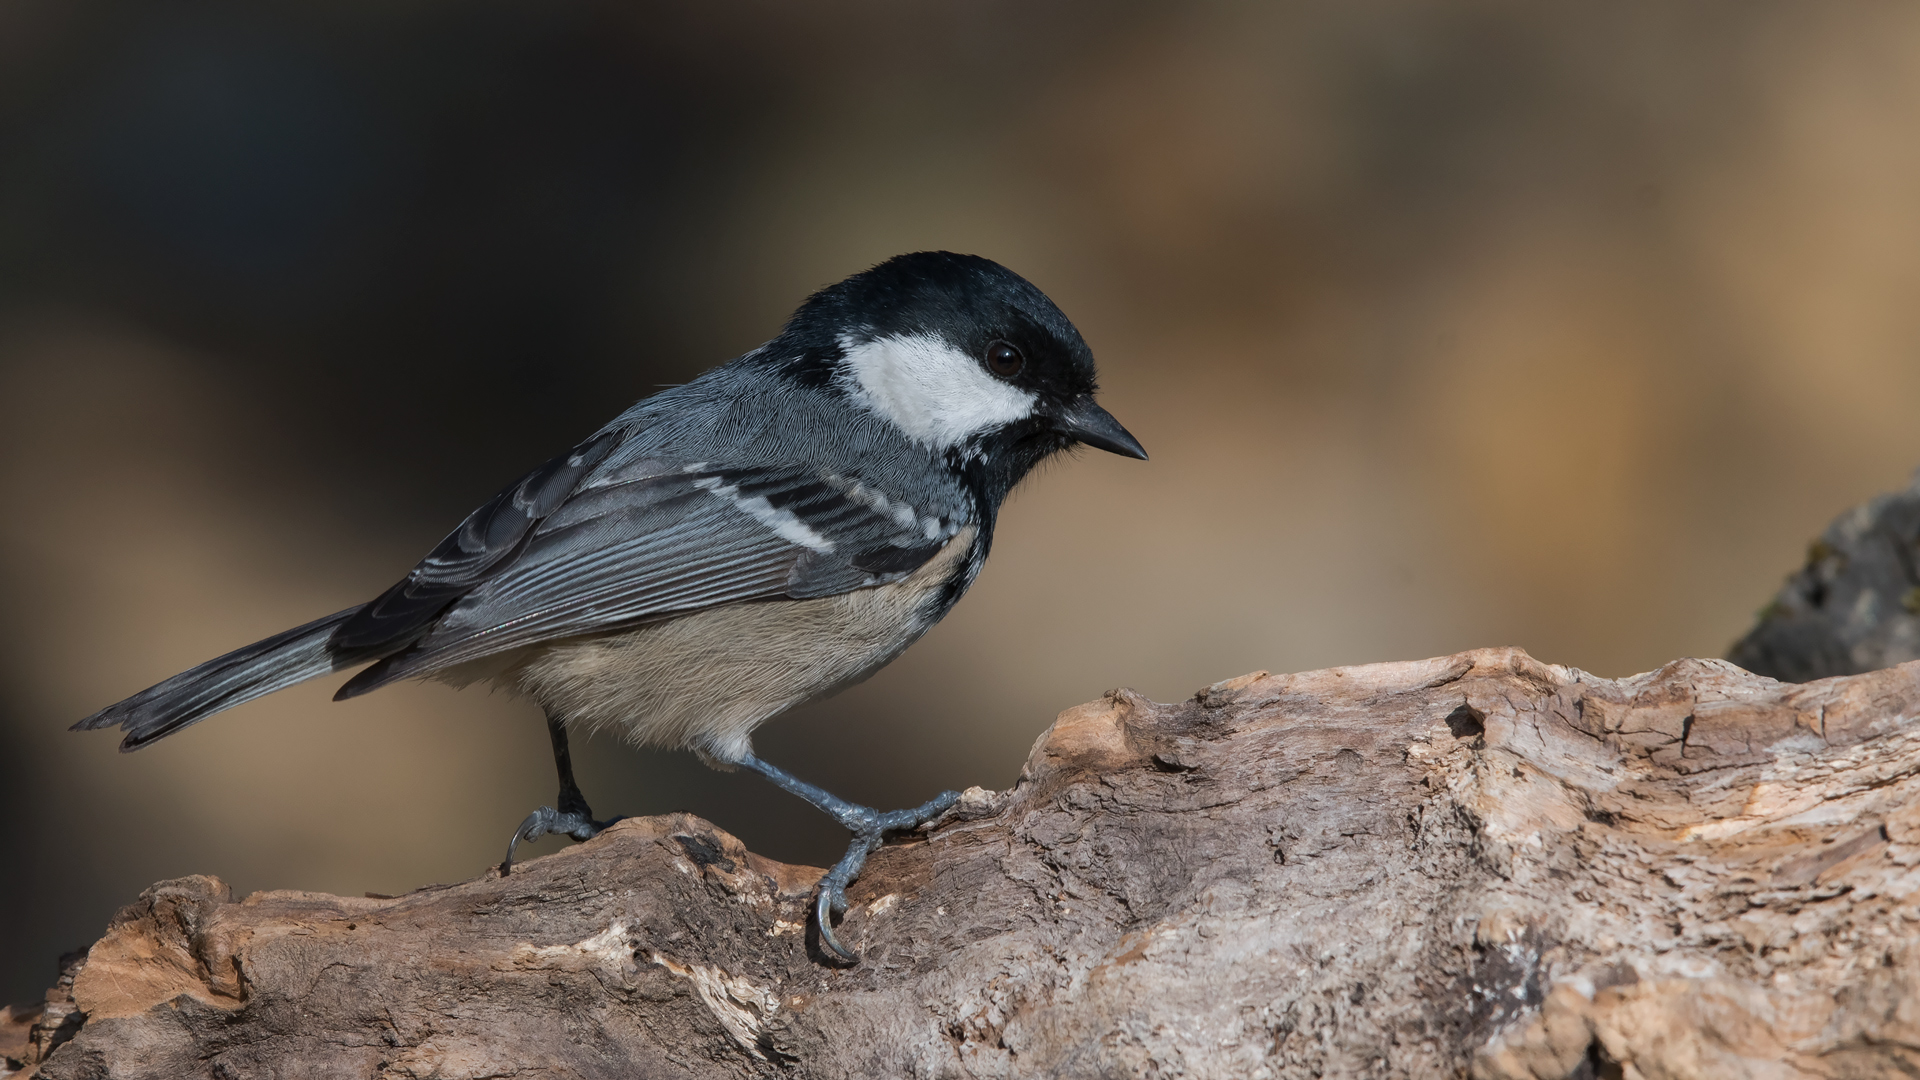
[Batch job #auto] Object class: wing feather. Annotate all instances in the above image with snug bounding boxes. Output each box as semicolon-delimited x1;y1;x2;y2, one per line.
332;457;968;696
330;429;624;653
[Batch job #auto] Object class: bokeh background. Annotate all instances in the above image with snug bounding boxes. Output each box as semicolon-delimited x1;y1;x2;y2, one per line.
8;1;1920;1004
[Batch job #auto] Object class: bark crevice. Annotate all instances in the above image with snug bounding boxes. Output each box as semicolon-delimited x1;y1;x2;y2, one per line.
9;647;1920;1078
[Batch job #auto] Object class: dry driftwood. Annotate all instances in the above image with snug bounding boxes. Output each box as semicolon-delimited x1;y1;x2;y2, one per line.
10;646;1920;1079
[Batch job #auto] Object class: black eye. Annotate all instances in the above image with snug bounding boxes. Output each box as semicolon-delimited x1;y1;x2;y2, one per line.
986;340;1024;378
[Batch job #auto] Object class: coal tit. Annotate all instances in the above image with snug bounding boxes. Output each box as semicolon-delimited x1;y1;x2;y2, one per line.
75;251;1147;961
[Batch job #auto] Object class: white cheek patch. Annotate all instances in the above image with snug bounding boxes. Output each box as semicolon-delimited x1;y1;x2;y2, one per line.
838;332;1038;450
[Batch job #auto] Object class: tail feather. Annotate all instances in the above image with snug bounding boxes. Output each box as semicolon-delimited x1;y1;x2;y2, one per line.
74;607;366;751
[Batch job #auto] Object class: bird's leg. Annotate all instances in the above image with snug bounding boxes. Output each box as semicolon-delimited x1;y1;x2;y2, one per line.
500;712;616;875
737;752;959;962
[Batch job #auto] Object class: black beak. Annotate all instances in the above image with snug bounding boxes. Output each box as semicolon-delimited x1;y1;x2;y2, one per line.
1055;398;1148;460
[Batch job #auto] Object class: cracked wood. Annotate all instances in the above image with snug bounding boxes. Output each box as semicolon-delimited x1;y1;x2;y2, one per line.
11;647;1920;1078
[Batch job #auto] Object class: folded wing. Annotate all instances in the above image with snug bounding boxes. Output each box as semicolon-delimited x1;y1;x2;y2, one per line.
332;451;965;696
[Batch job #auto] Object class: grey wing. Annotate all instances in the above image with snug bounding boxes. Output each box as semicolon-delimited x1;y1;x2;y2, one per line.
334;458;965;695
330;428;626;659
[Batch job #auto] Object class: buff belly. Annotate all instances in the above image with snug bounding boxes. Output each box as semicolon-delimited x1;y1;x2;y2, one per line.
437;526;976;763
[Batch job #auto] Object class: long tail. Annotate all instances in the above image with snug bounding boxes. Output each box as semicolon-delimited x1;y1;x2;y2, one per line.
73;607;366;751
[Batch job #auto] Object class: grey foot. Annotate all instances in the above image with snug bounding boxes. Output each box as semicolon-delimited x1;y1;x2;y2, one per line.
813;788;962;963
500;806;615;875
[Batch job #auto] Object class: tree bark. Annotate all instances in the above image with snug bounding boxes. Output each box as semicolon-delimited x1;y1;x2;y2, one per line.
10;647;1920;1078
1729;470;1920;681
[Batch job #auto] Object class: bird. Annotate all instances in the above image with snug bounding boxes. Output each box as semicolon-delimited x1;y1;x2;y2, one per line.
73;250;1147;962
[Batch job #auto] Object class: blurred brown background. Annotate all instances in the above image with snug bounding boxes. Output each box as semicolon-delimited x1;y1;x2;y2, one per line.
7;1;1920;1004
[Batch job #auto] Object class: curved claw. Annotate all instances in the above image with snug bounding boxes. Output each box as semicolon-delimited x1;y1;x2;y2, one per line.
499;806;612;876
809;789;963;963
815;884;857;962
501;808;552;876
812;836;873;963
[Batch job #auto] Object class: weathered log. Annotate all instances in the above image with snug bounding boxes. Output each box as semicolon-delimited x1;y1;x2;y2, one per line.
10;647;1920;1078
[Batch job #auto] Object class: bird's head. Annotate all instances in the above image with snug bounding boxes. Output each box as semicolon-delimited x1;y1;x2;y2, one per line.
772;252;1146;487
